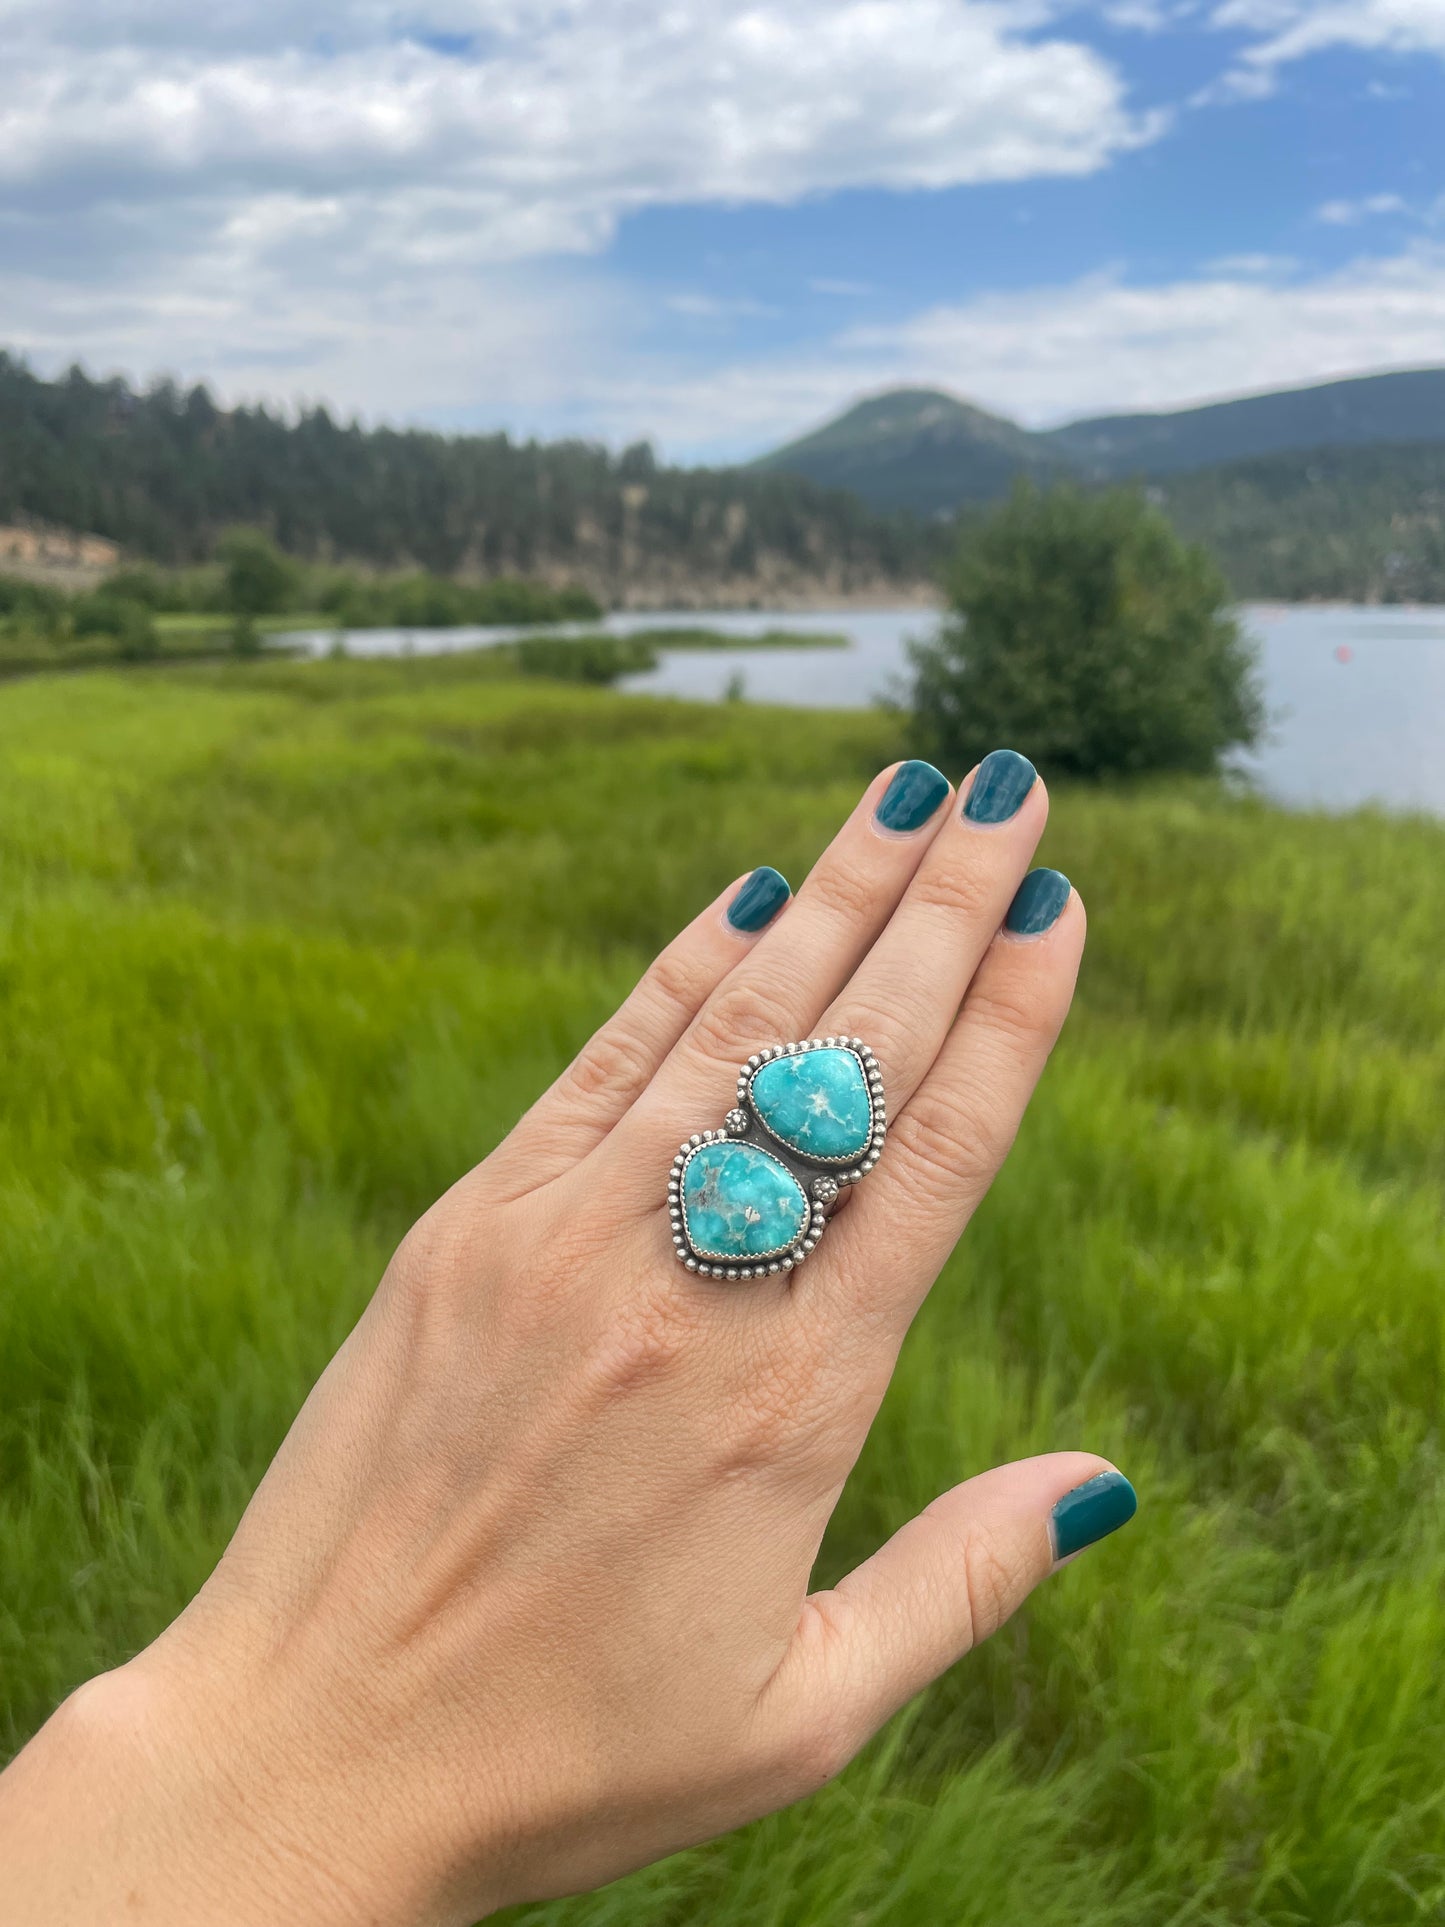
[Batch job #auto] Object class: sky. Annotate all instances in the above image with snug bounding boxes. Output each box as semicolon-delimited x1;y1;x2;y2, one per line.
3;1;1445;460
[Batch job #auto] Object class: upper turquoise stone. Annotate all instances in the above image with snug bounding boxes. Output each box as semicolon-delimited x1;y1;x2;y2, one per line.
682;1141;809;1261
750;1047;872;1163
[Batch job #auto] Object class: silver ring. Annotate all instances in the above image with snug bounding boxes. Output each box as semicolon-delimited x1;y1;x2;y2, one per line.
667;1038;886;1280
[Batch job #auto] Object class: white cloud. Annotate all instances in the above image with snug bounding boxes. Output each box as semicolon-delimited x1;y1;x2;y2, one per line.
0;5;1152;223
563;244;1445;457
836;246;1445;427
1210;1;1445;94
0;2;1166;428
1316;192;1409;223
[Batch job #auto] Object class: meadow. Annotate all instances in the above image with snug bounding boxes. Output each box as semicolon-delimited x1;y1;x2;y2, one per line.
3;651;1445;1924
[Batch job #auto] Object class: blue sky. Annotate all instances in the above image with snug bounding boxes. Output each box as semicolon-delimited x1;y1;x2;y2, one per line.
4;2;1445;460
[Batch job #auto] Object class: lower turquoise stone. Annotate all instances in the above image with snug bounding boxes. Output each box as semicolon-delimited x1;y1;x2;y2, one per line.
750;1047;873;1163
681;1141;808;1261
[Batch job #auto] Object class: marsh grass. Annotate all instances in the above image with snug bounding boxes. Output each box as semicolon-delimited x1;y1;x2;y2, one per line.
3;654;1445;1923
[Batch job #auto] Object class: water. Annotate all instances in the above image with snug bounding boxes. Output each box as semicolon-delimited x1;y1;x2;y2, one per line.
284;603;1445;816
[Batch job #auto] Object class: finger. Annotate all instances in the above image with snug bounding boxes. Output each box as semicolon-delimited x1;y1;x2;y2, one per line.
814;749;1047;1120
623;761;954;1148
757;1456;1136;1795
486;867;792;1195
822;872;1085;1327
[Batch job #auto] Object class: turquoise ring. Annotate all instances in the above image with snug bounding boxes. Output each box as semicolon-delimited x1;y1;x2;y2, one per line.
668;1038;887;1279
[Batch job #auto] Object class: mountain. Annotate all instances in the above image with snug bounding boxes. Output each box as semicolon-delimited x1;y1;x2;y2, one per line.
758;369;1445;515
0;353;937;605
752;388;1066;515
1050;369;1445;478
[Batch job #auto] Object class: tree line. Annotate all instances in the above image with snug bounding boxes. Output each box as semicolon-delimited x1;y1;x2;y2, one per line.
0;355;934;592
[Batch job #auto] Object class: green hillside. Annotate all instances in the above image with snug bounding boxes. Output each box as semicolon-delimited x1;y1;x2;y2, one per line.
1152;439;1445;602
753;387;1067;513
759;369;1445;517
1053;367;1445;478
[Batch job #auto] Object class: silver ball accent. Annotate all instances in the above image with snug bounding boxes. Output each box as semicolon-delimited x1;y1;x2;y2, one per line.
812;1175;839;1206
725;1107;749;1137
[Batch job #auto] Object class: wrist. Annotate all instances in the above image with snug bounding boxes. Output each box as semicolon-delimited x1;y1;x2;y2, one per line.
1;1643;445;1927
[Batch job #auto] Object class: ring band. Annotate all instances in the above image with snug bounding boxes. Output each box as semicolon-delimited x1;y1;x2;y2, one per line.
668;1037;887;1279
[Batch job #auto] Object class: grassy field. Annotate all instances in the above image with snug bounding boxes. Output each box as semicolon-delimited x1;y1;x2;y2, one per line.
3;654;1445;1924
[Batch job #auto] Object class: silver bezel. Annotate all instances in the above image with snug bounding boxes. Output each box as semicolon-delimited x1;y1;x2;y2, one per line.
667;1036;887;1281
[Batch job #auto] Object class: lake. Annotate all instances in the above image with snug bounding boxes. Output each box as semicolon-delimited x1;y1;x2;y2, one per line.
288;604;1445;816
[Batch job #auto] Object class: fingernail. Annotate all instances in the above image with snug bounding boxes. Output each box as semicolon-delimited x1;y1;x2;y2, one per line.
727;866;791;933
1005;868;1071;937
963;748;1037;824
874;760;950;833
1051;1471;1137;1560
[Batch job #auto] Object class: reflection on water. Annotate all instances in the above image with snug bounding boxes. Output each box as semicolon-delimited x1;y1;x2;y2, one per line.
285;603;1445;817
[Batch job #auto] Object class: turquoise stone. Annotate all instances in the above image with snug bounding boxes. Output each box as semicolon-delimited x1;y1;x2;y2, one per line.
681;1141;808;1261
750;1048;872;1163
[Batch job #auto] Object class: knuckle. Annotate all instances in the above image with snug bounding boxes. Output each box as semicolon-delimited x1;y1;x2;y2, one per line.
969;973;1057;1054
803;862;879;929
566;1023;657;1108
720;1342;828;1473
890;1100;1001;1195
584;1285;701;1397
907;859;998;926
646;942;710;1030
828;993;903;1073
690;977;799;1066
959;1525;1018;1648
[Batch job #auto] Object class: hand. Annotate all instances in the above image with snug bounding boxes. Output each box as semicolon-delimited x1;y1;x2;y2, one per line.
0;753;1134;1926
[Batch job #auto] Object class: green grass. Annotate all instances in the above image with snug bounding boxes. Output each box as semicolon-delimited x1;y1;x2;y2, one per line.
3;654;1445;1925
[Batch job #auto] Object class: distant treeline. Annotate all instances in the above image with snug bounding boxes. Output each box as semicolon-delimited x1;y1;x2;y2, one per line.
934;443;1445;604
0;354;934;593
7;353;1445;604
1150;441;1445;603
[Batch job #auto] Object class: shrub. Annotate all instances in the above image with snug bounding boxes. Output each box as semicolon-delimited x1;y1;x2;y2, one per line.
216;528;299;617
69;593;159;659
909;484;1264;778
0;575;67;632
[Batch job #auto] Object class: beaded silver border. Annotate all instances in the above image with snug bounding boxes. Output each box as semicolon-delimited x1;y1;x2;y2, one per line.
667;1036;887;1281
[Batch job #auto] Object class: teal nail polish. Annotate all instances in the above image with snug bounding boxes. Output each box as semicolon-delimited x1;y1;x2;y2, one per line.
875;760;949;833
1005;868;1071;936
1051;1471;1137;1560
727;866;790;933
963;748;1037;824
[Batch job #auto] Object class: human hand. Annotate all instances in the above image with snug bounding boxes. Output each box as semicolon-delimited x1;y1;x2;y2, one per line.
1;751;1135;1926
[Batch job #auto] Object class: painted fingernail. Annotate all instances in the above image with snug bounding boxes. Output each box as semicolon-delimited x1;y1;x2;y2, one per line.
875;760;950;834
1051;1471;1137;1560
1005;868;1071;937
963;748;1037;824
727;866;790;933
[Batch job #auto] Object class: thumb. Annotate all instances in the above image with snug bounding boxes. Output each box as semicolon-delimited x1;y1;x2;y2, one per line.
760;1454;1136;1794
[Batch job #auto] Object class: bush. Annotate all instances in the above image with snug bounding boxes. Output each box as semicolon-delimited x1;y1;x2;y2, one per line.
909;484;1264;778
0;575;67;632
216;528;299;617
69;593;159;658
101;567;168;609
